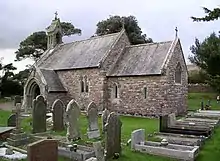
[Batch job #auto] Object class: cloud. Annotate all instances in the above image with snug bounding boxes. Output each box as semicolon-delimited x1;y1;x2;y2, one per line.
0;0;220;67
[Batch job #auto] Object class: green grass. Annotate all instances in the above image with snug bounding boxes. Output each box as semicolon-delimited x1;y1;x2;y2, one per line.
0;92;220;161
188;93;220;111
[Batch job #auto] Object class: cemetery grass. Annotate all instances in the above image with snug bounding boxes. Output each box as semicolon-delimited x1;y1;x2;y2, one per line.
188;92;220;111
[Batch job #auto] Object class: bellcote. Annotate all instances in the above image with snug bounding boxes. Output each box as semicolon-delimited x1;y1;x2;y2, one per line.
46;12;63;49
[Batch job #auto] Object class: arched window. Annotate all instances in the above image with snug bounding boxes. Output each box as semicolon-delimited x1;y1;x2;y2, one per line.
113;83;119;98
175;63;182;84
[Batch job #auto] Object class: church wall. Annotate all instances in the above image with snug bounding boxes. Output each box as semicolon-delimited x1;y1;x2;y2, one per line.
56;68;106;110
164;40;188;115
106;76;172;117
101;31;130;73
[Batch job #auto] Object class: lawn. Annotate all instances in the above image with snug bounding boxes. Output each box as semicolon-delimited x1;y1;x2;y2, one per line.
188;93;220;111
0;92;220;161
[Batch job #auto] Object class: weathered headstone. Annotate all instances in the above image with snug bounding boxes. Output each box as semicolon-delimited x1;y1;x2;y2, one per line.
27;139;58;161
93;141;105;161
101;108;110;133
131;129;145;150
87;102;100;139
66;99;81;141
105;112;122;159
14;95;22;106
7;114;16;127
52;99;65;131
32;95;47;133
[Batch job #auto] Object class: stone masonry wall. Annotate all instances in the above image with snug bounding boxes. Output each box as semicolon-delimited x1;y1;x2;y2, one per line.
107;76;169;117
57;68;105;110
164;39;188;115
106;39;188;117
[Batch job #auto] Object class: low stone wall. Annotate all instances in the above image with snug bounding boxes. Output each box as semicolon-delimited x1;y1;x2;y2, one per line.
188;84;214;93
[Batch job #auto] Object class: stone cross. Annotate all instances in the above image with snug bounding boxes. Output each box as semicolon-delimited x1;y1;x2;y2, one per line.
15;103;22;130
93;141;105;161
101;108;110;133
52;99;65;131
105;112;122;159
32;95;47;133
87;102;100;139
65;99;81;141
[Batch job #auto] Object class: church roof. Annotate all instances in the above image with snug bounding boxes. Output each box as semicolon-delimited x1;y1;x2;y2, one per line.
38;32;120;70
40;69;66;92
108;41;173;76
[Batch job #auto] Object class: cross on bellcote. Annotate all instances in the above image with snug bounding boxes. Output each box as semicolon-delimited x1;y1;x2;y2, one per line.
55;11;58;20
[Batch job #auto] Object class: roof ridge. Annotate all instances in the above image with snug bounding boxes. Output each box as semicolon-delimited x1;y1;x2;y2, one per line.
60;32;121;47
127;40;173;48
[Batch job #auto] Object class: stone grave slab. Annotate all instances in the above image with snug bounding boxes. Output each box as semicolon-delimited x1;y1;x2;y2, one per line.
131;129;199;161
58;144;95;161
160;116;212;137
154;132;204;146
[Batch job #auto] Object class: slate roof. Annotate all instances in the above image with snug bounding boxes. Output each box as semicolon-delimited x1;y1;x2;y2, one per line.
38;32;120;70
108;41;173;76
40;69;66;92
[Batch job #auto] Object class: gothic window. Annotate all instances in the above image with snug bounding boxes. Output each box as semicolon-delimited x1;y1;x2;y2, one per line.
144;87;147;99
113;83;119;98
175;63;182;84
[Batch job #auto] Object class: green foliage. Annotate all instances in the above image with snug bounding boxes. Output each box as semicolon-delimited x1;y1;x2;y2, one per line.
188;70;208;84
15;22;81;61
95;15;153;45
15;31;47;61
191;7;220;22
189;33;220;92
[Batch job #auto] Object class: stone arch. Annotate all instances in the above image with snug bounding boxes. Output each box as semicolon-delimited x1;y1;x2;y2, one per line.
24;78;42;109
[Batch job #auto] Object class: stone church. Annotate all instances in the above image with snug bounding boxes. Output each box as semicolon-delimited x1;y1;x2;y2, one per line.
22;15;188;117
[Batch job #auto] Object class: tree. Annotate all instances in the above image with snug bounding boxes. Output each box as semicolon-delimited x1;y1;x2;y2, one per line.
95;15;153;45
189;32;220;92
15;22;81;61
191;7;220;22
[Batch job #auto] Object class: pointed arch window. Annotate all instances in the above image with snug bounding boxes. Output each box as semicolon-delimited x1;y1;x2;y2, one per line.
175;63;182;84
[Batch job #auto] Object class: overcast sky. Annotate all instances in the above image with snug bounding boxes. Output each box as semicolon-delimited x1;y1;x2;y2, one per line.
0;0;220;73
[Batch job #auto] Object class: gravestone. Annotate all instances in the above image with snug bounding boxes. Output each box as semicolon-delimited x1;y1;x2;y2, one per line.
32;95;47;133
87;102;100;139
101;108;110;133
52;99;65;131
14;95;22;106
27;139;58;161
7;114;16;127
93;141;105;161
66;99;81;141
7;103;29;146
105;112;122;159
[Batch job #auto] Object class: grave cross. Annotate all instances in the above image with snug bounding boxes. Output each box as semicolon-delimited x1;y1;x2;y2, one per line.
15;103;22;130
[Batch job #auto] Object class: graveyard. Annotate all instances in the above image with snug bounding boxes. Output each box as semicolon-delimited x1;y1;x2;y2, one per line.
0;92;219;161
